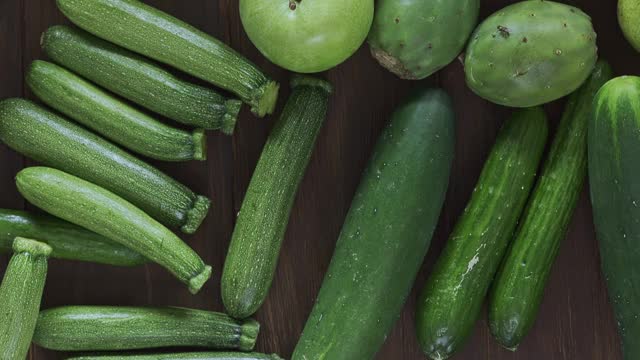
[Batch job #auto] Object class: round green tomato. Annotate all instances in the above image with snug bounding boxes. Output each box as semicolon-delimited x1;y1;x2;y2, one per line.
240;0;374;73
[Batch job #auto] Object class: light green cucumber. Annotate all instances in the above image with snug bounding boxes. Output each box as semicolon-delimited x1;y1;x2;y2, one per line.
416;107;549;360
489;60;613;350
33;306;258;351
68;352;283;360
292;87;455;360
16;167;212;294
221;75;332;319
0;208;146;266
0;98;209;234
27;60;206;162
41;25;240;132
0;237;52;360
56;0;279;117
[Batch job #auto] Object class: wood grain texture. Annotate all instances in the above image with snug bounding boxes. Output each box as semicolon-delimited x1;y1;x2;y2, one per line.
0;0;630;359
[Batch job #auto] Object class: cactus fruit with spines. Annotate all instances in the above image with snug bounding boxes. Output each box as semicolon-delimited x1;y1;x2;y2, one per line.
369;0;480;80
464;0;598;107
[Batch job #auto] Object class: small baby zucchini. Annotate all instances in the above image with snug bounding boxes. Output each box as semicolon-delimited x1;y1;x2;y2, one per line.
0;237;52;360
16;167;212;294
41;25;241;132
27;60;207;162
33;306;259;351
0;208;146;266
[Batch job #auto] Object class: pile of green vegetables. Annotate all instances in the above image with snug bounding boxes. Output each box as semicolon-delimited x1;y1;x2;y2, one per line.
0;0;639;359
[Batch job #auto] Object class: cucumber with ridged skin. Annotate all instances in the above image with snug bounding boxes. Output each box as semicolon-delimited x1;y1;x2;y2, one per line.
16;167;212;294
33;306;259;351
56;0;279;117
221;76;332;319
27;60;206;162
0;208;146;266
489;61;613;350
589;75;640;360
368;0;480;80
68;353;283;360
0;237;51;360
416;108;548;360
292;88;455;360
0;98;209;234
41;25;240;132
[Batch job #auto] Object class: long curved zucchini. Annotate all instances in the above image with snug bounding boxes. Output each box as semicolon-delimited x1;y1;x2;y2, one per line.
0;237;51;360
589;75;640;360
16;167;212;294
489;61;613;350
56;0;279;117
27;60;206;162
0;98;209;234
68;352;282;360
33;306;259;351
41;25;241;132
221;76;332;319
0;208;146;266
415;108;548;360
292;88;455;360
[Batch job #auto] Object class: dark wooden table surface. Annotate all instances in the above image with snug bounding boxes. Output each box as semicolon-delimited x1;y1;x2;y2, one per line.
0;0;634;359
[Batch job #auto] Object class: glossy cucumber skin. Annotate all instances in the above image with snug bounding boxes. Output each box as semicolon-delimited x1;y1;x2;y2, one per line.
589;75;640;360
41;25;240;132
0;98;210;234
416;108;548;360
0;208;146;266
27;60;206;162
16;167;212;294
68;353;283;360
56;0;279;117
489;61;613;350
0;238;51;360
33;306;259;351
292;88;455;360
221;76;332;319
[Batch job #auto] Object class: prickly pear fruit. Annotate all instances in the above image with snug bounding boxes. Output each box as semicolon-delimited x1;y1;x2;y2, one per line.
464;0;598;107
368;0;480;80
619;0;640;52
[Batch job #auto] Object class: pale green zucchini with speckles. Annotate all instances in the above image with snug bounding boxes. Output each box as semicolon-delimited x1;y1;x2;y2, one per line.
68;352;283;360
0;237;52;360
16;167;212;294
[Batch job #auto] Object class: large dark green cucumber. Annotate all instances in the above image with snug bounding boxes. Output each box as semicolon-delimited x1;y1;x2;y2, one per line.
589;75;640;360
221;76;332;319
0;237;51;360
27;60;206;162
0;98;209;234
489;61;613;350
416;108;548;360
0;208;146;266
16;167;212;294
68;353;282;360
41;25;240;132
56;0;279;117
33;306;259;351
292;88;455;360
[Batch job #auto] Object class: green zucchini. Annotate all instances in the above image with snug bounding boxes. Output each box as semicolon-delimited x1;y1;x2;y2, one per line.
56;0;279;117
292;88;455;360
0;98;210;234
221;76;332;319
33;306;259;351
27;60;206;162
0;237;51;360
489;61;613;350
0;208;146;266
589;75;640;360
16;167;212;294
68;352;282;360
41;25;240;132
415;108;548;360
